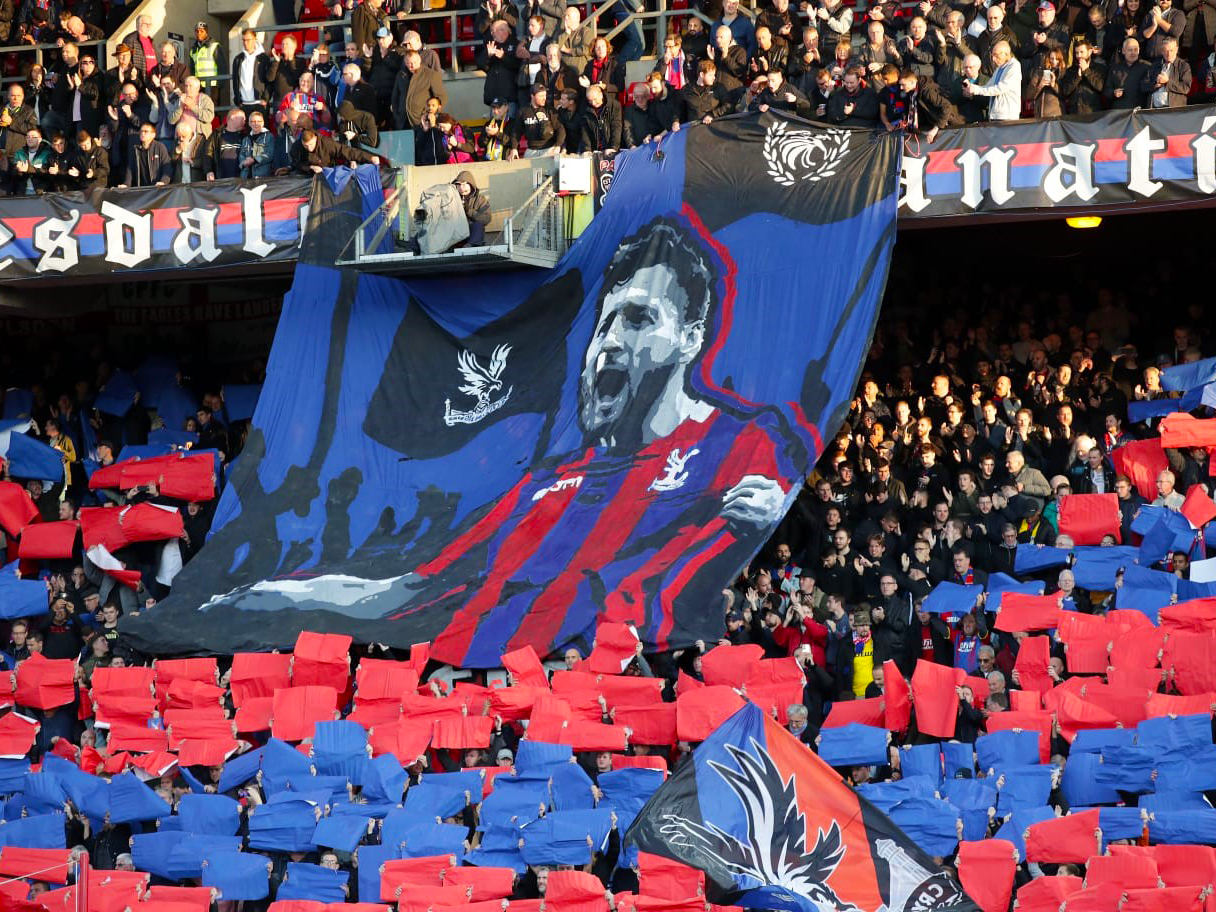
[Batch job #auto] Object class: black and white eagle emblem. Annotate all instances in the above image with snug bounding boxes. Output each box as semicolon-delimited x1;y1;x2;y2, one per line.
763;121;852;188
659;739;860;912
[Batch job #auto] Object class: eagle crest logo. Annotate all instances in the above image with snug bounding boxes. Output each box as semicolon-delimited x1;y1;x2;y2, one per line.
659;739;861;912
444;343;514;426
763;121;852;188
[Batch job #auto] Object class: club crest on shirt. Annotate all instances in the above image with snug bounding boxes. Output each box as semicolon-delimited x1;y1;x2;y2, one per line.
650;447;700;492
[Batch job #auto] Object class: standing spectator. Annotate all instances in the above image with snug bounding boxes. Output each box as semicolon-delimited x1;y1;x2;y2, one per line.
478;19;521;111
238;109;273;178
122;120;170;187
69;54;105;138
517;83;564;155
123;14;158;77
709;25;748;94
352;0;389;53
48;40;80;137
106;44;142;103
205;108;246;179
1027;46;1066;115
267;34;306;104
788;27;825;91
537;43;579;99
715;0;756;57
10;126;52;194
152;41;189;89
749;26;788;79
0;85;37;196
336;99;379;149
232;29;273;120
1144;36;1192;104
476;0;518;39
1059;37;1107;112
392;49;446;130
340;63;378;117
62;128;107;189
310;43;341;109
827;66;880;127
290;128;380;172
521;0;565;38
814;0;854;43
964;40;1021;119
190;21;224;100
364;28;402;122
859;20;903;89
401;31;442;72
578;83;621;152
171;122;208;182
476;97;518;159
107;81;157;183
1104;37;1151;106
170;76;215;139
516;16;551;107
581;36;625;95
552;6;590;74
1183;0;1216;60
975;5;1019;75
1018;0;1068;72
682;59;732;122
900;16;943;78
659;32;693;90
1142;0;1185;57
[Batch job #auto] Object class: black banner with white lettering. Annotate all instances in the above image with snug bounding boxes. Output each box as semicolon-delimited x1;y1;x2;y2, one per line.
900;104;1216;218
0;178;310;280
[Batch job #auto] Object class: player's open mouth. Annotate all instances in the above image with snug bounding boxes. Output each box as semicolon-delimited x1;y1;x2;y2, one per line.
594;366;628;399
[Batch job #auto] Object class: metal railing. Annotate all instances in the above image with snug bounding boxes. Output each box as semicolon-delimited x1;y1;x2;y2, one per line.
504;176;566;261
0;38;108;89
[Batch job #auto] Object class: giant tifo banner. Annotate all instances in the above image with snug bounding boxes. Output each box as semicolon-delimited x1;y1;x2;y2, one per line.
125;113;901;664
0;178;309;278
900;104;1216;218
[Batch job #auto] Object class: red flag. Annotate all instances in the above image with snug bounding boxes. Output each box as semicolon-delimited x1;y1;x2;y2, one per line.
1164;630;1216;695
1054;691;1119;741
612;753;668;773
700;644;764;687
501;646;550;688
1013;635;1053;695
1160;598;1216;633
596;675;664;707
910;660;963;738
1110;626;1165;668
1120;887;1206;912
956;840;1015;912
1108;665;1163;694
822;696;885;728
1151;845;1216;888
546;871;610;912
235;696;275;733
586;621;642;674
432;714;494;749
16;521;78;559
0;481;38;536
1111;438;1170;500
1182;485;1216;529
356;658;420;702
963;674;990;707
271;686;338;741
1160;413;1216;448
994;593;1062;633
230;652;293;705
675;686;744;742
1086;853;1159;889
145;886;215;912
1008;689;1042;712
14;653;76;709
883;660;911;731
1058;493;1121;545
1057;611;1107;645
1145;691;1216;718
614;705;677;746
1062;883;1130;912
638;852;706;900
1025;809;1101;863
0;847;72;883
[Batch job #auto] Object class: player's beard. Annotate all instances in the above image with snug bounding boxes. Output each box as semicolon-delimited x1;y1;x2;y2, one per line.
579;359;677;451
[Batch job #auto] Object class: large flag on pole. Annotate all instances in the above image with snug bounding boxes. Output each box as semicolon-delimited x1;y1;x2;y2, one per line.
625;703;978;912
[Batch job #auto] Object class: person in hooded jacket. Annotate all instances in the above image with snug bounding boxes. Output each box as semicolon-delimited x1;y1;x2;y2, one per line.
453;170;491;246
336;99;380;149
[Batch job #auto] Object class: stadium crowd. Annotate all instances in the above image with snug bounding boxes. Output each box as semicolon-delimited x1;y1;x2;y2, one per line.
2;247;1216;909
2;0;1216;192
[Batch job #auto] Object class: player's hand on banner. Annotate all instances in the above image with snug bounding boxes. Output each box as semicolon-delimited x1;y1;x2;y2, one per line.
722;475;784;526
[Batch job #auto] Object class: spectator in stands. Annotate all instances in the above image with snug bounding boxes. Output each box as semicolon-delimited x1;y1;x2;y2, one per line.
61;127;107;189
477;0;518;39
477;97;518;159
682;59;732;123
964;40;1021;120
106;44;141;104
272;109;312;173
169;76;215;140
1018;0;1069;72
0;84;38;194
479;19;521;112
1154;468;1185;509
453;171;491;245
153;41;189;90
578;83;621;151
392;48;447;130
521;0;565;38
743;68;812;116
659;32;693;90
710;25;748;94
1143;0;1185;57
336;99;379;150
554;87;581;151
309;43;341;109
233;29;273;120
121;120;170;187
106;81;156;182
517;83;564;155
0;0;12;43
537;43;579;101
1060;37;1107;113
190;21;224;101
238;109;273;179
581;35;625;96
340;63;378;117
10;125;51;194
352;0;389;53
788;27;825;92
516;15;551;106
24;63;51;128
366;28;404;124
402;31;441;72
206;108;246;180
1145;36;1192;104
975;5;1018;75
827;66;880;127
291;127;381;173
1027;46;1067;116
553;6;590;74
268;35;307;104
749;26;788;79
122;14;158;77
860;21;903;89
1104;36;1152;106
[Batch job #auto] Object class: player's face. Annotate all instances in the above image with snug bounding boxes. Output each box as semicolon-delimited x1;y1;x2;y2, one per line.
579;264;695;438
